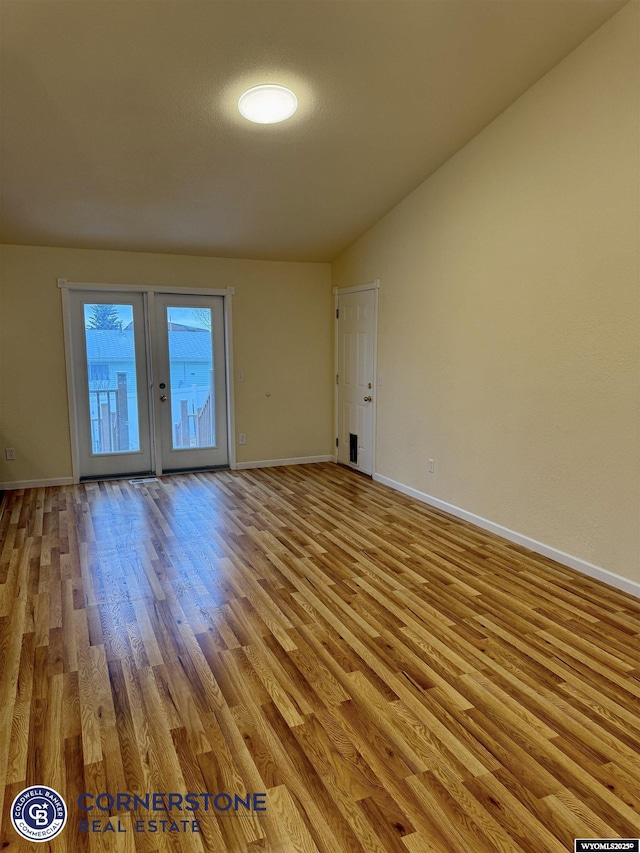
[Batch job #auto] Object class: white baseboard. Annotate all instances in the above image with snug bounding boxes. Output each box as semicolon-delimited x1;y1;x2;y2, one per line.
373;473;640;599
0;476;75;491
234;455;334;471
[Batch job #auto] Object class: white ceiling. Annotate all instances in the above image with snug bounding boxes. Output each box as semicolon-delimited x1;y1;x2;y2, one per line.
0;0;628;262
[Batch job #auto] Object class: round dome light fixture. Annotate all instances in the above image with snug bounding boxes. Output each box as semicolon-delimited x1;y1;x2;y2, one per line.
238;84;298;124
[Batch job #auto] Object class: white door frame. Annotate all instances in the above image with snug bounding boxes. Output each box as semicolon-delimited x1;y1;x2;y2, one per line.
333;279;379;476
59;279;236;483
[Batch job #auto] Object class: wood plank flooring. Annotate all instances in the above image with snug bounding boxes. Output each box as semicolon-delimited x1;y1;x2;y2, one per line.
0;462;639;852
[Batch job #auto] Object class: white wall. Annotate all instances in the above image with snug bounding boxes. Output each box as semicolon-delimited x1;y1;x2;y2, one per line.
333;3;640;587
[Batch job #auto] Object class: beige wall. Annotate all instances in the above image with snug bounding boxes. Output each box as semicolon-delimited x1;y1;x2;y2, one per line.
0;245;332;482
333;3;640;583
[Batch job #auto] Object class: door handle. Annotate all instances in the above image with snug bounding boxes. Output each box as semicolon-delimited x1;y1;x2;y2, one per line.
364;395;372;402
160;395;167;402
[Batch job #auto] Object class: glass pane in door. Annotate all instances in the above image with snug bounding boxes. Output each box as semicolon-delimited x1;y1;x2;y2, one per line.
166;307;215;449
83;303;140;454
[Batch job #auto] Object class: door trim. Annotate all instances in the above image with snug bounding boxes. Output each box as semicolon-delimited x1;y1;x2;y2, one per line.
58;279;231;297
332;280;380;297
60;285;82;484
59;280;236;483
333;279;379;476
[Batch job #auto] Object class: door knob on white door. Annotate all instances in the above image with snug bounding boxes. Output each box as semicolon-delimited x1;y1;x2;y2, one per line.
160;395;167;402
364;395;372;402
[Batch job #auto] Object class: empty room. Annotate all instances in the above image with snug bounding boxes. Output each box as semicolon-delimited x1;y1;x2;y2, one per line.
0;1;639;851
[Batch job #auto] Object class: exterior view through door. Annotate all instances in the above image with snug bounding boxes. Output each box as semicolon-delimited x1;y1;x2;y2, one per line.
336;285;377;476
64;288;229;480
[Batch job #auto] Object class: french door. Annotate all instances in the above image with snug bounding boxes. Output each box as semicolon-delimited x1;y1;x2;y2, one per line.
66;289;229;480
154;293;228;473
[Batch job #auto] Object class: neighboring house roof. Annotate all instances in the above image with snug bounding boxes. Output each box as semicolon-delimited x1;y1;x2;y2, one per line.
122;321;203;332
85;329;211;361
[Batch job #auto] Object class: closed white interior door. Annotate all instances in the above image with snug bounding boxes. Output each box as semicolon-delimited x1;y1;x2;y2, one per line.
336;288;376;475
67;289;228;479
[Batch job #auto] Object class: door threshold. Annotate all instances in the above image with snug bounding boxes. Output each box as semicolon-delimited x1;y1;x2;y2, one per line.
80;471;155;483
161;464;230;475
80;465;229;484
335;462;373;478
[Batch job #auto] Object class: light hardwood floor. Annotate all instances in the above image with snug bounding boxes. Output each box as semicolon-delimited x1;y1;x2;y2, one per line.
0;463;639;852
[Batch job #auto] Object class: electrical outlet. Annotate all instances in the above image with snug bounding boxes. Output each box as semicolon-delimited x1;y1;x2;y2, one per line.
428;458;435;473
238;433;247;445
5;447;15;461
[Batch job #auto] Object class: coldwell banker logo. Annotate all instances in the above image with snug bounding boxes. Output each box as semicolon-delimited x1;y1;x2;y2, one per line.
11;786;68;842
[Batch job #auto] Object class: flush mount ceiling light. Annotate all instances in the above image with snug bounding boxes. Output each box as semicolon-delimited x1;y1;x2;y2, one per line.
238;84;298;124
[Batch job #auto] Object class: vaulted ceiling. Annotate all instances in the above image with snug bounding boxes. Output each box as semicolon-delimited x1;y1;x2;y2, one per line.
0;0;628;262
